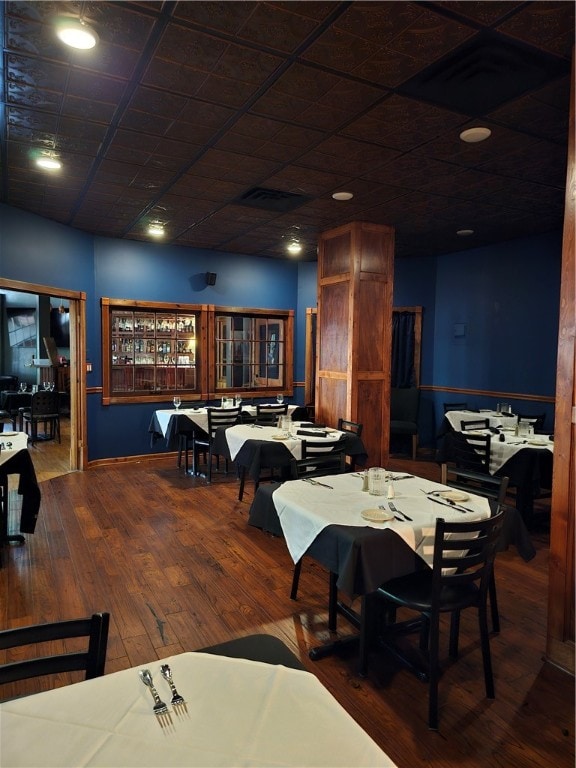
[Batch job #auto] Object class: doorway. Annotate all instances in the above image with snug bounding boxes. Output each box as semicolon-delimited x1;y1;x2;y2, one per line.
0;278;86;475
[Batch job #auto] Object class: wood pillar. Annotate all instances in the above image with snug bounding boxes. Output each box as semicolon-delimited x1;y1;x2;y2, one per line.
546;48;575;675
316;221;394;467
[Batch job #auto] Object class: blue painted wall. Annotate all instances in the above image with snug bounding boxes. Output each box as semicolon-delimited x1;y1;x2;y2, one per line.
1;203;562;459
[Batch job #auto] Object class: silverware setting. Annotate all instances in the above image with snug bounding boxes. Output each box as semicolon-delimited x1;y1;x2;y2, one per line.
139;669;173;728
426;495;469;514
160;664;188;716
388;501;412;521
389;474;414;480
302;478;333;489
378;504;402;522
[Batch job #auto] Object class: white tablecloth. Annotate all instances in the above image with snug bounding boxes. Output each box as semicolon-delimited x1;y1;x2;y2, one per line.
225;423;344;462
273;473;490;564
444;409;518;431
0;431;28;467
0;652;395;767
154;404;299;437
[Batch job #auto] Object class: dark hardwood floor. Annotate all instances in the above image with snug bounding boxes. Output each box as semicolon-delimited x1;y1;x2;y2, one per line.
1;432;573;767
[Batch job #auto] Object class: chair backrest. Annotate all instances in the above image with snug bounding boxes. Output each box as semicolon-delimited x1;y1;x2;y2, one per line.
29;390;59;417
446;468;508;508
301;438;347;459
0;612;110;687
451;431;491;473
337;418;363;437
460;418;489;431
256;403;288;425
207;406;241;437
444;402;468;413
290;452;346;480
390;387;420;423
516;412;546;432
431;512;505;607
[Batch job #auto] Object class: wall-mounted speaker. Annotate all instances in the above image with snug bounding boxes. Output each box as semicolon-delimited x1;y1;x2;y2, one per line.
206;272;217;286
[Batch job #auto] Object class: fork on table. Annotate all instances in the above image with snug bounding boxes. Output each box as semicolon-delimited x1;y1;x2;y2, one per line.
160;664;188;716
139;669;173;728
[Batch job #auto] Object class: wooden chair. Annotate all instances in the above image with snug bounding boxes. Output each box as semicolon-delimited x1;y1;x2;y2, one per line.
255;403;288;426
390;387;420;460
337;419;363;470
193;406;241;482
358;511;505;730
0;612;110;689
289;452;347;630
21;390;61;445
516;412;546;432
445;468;509;632
460;418;489;431
175;402;205;472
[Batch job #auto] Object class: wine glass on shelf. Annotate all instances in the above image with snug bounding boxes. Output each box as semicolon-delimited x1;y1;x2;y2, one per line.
276;394;284;404
173;396;181;410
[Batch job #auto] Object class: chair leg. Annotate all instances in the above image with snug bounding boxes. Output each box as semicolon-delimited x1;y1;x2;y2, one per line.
449;610;461;658
478;605;495;699
238;467;245;501
488;570;500;633
412;434;418;460
328;571;338;631
290;560;302;600
427;611;441;730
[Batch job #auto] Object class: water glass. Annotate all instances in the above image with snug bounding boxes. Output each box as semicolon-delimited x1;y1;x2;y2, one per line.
276;394;284;404
235;395;242;407
173;396;181;409
368;467;386;496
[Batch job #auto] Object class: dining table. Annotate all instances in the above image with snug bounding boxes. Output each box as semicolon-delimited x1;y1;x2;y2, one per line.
0;431;41;551
0;648;396;767
211;422;368;499
148;403;307;452
437;410;553;522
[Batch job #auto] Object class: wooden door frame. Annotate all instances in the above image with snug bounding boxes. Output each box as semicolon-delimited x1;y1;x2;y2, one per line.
0;278;86;471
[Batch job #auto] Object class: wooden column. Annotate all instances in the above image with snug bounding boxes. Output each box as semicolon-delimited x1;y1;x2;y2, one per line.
546;48;575;675
316;221;394;467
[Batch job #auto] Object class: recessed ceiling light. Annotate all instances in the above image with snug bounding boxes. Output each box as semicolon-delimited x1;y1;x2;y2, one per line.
287;241;302;255
55;18;98;50
457;229;474;237
332;191;354;201
148;223;165;237
36;155;62;171
459;127;491;143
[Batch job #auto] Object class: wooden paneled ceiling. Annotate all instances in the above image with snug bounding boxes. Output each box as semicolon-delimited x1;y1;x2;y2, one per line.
1;1;573;261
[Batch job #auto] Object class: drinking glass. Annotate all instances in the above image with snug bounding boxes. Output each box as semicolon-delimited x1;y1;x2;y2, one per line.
43;381;51;391
235;395;242;407
173;396;181;410
276;394;284;404
19;382;26;393
368;467;386;496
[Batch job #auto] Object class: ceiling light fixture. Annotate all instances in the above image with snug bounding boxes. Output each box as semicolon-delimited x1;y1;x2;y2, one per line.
36;154;62;171
459;127;491;143
148;222;165;237
287;241;302;255
457;229;474;237
55;17;98;50
332;191;354;201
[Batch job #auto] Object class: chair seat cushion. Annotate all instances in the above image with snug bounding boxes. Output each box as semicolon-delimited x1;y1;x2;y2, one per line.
378;571;480;613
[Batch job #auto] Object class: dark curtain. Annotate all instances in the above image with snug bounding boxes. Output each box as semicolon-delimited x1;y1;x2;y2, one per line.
391;311;415;388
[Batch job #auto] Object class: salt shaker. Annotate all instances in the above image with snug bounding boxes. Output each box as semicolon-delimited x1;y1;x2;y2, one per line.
361;470;369;492
387;481;395;499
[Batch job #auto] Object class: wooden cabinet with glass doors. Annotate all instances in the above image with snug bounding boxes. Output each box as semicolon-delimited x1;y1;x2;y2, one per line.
101;299;206;405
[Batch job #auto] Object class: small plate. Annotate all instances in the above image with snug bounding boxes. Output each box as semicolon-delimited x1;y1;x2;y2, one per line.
1;432;18;436
528;440;547;446
271;434;287;440
361;508;393;523
439;490;469;502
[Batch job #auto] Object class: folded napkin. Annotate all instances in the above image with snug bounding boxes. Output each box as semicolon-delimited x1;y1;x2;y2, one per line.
299;422;326;428
297;429;327;437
